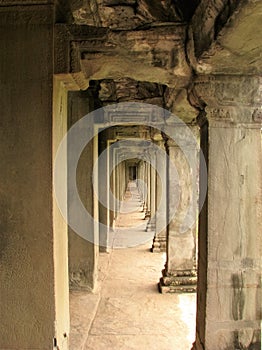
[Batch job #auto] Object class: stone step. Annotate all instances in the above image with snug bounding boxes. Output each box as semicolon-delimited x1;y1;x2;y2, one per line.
158;278;197;294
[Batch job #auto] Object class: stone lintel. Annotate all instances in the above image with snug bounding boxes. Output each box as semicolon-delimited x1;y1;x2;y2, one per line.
54;23;107;77
55;22;191;87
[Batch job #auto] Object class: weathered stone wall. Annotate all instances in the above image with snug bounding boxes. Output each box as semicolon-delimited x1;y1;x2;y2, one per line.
0;4;57;349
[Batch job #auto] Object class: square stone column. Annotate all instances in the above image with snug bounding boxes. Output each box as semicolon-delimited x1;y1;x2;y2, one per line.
141;160;149;215
192;75;262;350
193;111;262;350
137;160;146;206
67;90;99;292
152;139;167;252
146;149;156;232
159;128;198;293
98;130;109;251
144;160;151;218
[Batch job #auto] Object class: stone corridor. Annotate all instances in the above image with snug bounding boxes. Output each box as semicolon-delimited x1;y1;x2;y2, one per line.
70;181;196;350
1;1;261;349
108;180;155;249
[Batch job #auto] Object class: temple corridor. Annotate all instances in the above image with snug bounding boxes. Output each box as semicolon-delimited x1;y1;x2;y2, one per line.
1;1;261;349
70;181;196;350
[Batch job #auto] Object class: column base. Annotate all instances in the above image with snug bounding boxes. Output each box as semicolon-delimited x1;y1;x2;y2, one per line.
146;218;156;232
151;235;166;252
158;269;197;294
191;335;205;350
144;210;150;220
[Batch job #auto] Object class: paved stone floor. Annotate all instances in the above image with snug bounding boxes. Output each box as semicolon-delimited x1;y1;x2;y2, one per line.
70;182;196;350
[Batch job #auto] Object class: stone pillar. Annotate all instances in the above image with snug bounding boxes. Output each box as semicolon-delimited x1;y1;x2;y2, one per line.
107;140;116;229
98;130;108;251
159;131;198;293
112;146;117;223
112;148;126;220
147;150;156;231
192;76;262;350
142;161;147;209
121;160;126;199
140;160;147;212
152;139;167;252
116;156;122;208
67;90;99;291
0;5;70;349
144;161;151;219
137;160;144;201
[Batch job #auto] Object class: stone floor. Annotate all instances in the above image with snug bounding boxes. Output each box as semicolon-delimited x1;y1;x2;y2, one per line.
69;182;196;350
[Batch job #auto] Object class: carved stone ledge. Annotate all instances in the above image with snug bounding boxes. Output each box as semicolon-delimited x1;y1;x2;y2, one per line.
194;75;262;108
205;106;234;124
206;106;262;127
191;75;262;126
207;107;232;121
159;268;197;294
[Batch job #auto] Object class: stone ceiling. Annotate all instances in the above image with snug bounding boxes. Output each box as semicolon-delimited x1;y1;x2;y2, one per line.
54;0;262;122
69;0;200;29
191;0;262;75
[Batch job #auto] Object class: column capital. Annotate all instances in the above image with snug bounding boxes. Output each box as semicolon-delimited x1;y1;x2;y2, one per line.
191;75;262;128
194;75;261;107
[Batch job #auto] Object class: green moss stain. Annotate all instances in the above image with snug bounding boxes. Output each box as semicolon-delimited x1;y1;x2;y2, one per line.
232;273;245;321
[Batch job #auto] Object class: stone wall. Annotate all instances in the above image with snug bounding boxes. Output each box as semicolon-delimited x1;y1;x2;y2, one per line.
0;5;58;349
